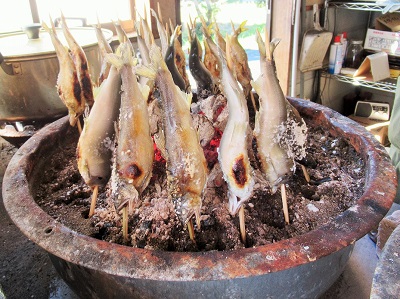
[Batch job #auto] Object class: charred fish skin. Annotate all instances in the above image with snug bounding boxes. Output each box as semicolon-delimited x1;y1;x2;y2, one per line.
188;29;215;94
172;27;191;92
77;64;122;188
61;14;94;107
165;27;186;92
252;31;307;190
113;43;153;213
218;50;254;216
137;45;208;226
42;21;84;127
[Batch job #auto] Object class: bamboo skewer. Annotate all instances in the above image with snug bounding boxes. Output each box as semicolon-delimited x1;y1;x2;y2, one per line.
122;206;129;243
88;185;99;217
301;164;310;183
281;184;289;224
239;206;246;244
76;118;82;134
187;218;195;242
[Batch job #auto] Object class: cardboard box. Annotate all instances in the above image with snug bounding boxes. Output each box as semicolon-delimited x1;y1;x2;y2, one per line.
375;12;400;32
353;52;390;82
364;28;400;56
348;114;390;145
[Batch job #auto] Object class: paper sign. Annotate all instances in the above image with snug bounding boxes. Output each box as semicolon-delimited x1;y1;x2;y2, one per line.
353;52;390;82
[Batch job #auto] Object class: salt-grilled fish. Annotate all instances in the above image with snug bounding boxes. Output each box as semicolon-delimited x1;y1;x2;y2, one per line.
42;20;84;127
251;30;307;192
136;45;208;228
77;51;122;188
60;13;94;107
111;42;153;214
226;21;253;98
218;46;254;216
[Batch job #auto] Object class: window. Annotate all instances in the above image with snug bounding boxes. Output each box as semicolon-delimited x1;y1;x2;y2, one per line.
0;0;134;34
0;0;33;33
36;0;132;25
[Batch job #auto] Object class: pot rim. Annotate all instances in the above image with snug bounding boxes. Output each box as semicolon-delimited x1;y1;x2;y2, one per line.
2;97;397;282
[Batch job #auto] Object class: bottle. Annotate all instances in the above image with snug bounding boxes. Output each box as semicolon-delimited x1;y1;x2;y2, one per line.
340;32;348;65
328;35;343;75
344;40;364;69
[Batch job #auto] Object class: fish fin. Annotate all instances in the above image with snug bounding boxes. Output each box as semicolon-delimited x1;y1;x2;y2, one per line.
250;77;263;95
135;64;157;81
175;85;192;108
106;42;136;70
238;20;248;33
135;44;163;80
139;82;151;101
93;85;102;99
256;30;266;60
269;38;281;57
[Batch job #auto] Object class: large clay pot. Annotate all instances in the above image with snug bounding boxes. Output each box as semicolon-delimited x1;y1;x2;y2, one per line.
2;98;397;298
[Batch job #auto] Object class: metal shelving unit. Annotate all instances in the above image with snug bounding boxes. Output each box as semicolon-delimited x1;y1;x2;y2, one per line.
322;72;397;93
326;1;397;93
327;1;387;12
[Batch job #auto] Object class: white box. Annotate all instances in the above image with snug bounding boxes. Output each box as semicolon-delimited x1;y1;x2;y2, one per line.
364;29;400;56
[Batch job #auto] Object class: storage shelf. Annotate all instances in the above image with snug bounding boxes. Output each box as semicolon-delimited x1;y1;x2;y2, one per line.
322;72;397;93
327;1;388;12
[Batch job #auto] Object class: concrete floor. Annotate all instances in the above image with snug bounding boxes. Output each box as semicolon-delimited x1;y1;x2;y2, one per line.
0;136;387;299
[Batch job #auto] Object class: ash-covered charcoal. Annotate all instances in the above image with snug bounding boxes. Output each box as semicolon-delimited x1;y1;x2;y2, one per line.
33;123;365;252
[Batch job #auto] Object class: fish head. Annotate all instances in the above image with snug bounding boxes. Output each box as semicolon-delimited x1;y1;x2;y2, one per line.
173;192;202;228
113;179;139;215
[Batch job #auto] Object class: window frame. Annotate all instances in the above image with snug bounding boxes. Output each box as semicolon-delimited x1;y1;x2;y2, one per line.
24;0;180;38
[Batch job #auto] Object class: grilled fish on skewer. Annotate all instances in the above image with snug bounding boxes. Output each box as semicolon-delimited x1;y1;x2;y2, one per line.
111;42;153;214
214;22;227;53
188;21;216;95
226;21;253;99
136;45;208;229
150;8;186;92
199;16;220;80
135;21;154;88
251;30;307;192
93;21;113;85
203;35;220;80
218;47;254;217
150;8;169;58
171;24;191;92
136;8;154;51
60;13;94;107
113;20;135;57
165;26;186;92
42;20;84;127
77;52;122;189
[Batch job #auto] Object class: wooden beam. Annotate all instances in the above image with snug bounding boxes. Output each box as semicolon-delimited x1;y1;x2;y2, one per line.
271;0;294;95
